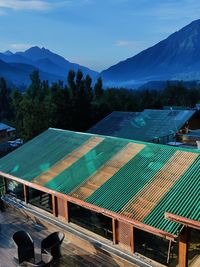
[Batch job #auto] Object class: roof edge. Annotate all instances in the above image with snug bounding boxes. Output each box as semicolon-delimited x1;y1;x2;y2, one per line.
165;212;200;231
0;170;177;240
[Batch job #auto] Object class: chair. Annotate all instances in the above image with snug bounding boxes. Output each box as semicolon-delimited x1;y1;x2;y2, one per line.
13;230;35;265
41;232;65;259
25;254;53;267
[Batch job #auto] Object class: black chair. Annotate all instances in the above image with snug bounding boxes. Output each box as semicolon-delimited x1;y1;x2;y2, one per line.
13;230;35;265
25;253;53;267
41;232;65;260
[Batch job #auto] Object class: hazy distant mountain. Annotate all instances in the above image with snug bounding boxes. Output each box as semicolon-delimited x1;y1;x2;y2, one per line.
0;46;98;87
100;19;200;87
0;59;63;88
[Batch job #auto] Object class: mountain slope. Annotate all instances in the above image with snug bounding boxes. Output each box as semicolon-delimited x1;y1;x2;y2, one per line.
100;19;200;85
0;60;63;88
0;46;98;87
17;46;98;79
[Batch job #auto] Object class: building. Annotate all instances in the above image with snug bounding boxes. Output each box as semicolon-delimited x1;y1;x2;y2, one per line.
0;128;199;266
88;109;196;144
0;123;16;152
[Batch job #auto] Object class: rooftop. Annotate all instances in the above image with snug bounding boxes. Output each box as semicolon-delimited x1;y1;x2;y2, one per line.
87;109;195;142
0;123;15;132
0;128;199;237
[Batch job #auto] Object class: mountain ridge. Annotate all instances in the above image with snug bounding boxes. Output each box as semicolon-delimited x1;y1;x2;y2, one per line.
100;19;200;86
0;46;98;88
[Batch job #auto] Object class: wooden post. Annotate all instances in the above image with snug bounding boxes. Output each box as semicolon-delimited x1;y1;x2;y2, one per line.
179;227;188;267
23;185;29;204
112;218;117;245
130;225;134;253
52;194;58;217
64;200;69;223
3;177;7;194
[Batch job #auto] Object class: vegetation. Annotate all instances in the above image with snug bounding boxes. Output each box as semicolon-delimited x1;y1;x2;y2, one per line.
0;71;200;141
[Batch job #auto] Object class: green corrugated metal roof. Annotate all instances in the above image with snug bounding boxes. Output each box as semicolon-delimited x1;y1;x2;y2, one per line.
86;145;175;211
143;157;200;232
45;138;127;194
0;129;90;181
88;109;195;142
0;128;199;236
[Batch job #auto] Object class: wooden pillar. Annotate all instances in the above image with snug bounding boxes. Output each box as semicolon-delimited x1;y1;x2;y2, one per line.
64;200;69;223
23;185;29;204
3;177;7;194
130;225;134;253
179;227;188;267
52;194;58;217
112;218;117;245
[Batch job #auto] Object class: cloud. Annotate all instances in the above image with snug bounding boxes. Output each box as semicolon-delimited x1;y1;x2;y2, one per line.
9;43;32;50
0;0;92;12
115;40;146;51
131;1;200;21
0;0;52;11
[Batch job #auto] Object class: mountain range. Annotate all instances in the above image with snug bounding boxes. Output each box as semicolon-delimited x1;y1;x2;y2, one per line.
1;19;200;88
0;47;98;87
101;19;200;87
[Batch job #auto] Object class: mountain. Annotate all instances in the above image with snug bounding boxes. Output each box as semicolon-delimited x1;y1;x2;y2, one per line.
0;46;98;87
100;19;200;87
0;60;63;88
16;46;98;78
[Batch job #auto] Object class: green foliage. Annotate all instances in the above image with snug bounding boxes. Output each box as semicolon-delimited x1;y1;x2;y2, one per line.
1;71;200;142
0;77;11;120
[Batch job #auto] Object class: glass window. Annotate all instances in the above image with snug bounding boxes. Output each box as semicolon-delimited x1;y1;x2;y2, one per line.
134;228;178;266
188;228;200;267
28;187;53;213
6;179;24;200
69;202;113;241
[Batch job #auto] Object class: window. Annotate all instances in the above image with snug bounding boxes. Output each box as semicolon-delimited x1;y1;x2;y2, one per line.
134;228;178;265
28;187;53;213
6;179;24;200
69;202;113;241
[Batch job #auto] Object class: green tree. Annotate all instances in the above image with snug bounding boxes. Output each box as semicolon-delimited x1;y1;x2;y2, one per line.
0;77;10;120
94;77;103;99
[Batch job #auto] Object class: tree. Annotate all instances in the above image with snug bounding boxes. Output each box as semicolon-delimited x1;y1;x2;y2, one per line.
67;70;76;97
27;71;41;99
0;77;10;120
94;77;103;99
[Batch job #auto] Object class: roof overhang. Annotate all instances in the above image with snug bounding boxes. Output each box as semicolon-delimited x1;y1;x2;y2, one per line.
165;212;200;231
0;171;177;241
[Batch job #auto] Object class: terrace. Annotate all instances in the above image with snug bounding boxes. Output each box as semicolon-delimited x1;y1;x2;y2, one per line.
0;205;136;267
0;204;143;267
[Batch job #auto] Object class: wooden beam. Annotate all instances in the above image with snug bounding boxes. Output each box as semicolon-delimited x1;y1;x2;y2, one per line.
112;218;116;245
23;185;29;204
179;227;188;267
52;195;58;217
165;212;200;231
0;171;177;240
64;200;69;223
130;225;134;253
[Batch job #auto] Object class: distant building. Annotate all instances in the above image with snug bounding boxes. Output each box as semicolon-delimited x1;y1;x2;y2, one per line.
0;123;16;152
88;109;197;144
0;128;199;267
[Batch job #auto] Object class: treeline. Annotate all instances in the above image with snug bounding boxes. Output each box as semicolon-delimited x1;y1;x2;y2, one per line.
0;70;200;141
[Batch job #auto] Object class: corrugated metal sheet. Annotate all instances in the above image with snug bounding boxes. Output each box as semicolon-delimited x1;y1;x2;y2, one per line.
0;123;15;132
45;138;127;194
88;109;195;142
0;129;91;181
0;128;199;235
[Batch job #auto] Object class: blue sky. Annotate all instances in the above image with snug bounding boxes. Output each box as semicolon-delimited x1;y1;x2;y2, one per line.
0;0;199;71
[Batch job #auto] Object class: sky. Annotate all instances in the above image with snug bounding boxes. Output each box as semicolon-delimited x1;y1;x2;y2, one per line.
0;0;199;72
